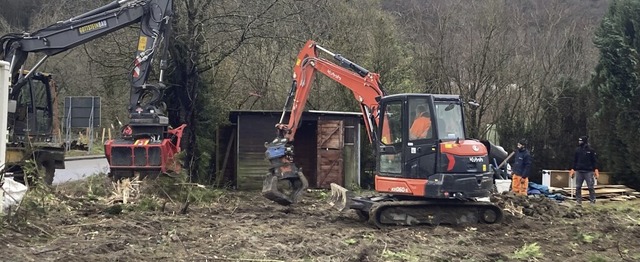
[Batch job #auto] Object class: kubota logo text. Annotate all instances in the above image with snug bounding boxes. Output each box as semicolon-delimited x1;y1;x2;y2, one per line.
327;70;342;81
469;157;484;163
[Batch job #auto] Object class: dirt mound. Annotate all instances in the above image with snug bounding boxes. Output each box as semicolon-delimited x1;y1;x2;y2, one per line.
491;192;570;221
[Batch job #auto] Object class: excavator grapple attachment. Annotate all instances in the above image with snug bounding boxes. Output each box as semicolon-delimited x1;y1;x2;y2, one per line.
262;138;309;205
262;171;308;205
329;183;355;212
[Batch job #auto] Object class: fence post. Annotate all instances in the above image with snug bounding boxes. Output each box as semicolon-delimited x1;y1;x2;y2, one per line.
0;61;10;215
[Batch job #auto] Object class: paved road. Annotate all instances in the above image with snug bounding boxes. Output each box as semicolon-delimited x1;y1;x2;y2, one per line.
53;156;109;185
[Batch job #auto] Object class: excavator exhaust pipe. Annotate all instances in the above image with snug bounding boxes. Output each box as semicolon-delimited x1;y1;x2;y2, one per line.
328;183;354;212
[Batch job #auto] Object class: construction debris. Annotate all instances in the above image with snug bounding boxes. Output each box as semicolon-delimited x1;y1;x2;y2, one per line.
553;185;639;201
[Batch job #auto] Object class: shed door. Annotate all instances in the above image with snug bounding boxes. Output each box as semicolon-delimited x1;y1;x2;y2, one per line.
316;120;344;188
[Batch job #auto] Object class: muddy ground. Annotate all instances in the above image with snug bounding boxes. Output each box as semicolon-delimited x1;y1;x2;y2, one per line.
1;176;639;262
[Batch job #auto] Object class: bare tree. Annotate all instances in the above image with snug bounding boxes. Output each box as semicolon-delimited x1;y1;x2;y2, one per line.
385;0;606;146
0;16;11;34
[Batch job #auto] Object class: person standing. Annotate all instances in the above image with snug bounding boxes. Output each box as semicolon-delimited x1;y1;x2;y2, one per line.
511;139;532;196
570;136;599;204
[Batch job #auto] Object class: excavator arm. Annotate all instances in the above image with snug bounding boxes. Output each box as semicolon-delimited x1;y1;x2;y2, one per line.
263;40;387;205
275;40;385;143
1;0;173;116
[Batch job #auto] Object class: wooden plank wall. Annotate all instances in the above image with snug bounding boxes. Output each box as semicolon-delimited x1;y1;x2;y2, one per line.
236;114;279;190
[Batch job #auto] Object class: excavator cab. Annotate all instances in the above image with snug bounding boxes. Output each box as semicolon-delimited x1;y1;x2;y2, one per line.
369;96;467;179
5;72;65;185
376;95;442;180
373;94;494;197
9;72;55;143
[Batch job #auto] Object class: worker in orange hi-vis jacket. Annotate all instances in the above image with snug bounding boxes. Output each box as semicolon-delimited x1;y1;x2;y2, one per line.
511;139;532;196
409;105;432;140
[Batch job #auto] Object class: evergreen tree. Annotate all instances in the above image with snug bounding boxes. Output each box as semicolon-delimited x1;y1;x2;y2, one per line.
591;0;640;189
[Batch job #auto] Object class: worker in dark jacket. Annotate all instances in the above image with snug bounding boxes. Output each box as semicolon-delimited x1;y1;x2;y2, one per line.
570;136;599;204
511;139;532;196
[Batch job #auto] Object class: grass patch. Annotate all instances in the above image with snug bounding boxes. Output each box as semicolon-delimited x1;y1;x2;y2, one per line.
586;200;640;214
362;232;375;240
15;186;59;219
382;249;418;262
577;232;600;244
141;175;226;205
584;200;640;226
343;238;358;245
379;244;423;262
126;196;162;212
56;173;111;198
306;190;330;200
65;146;104;157
510;242;543;261
588;254;608;262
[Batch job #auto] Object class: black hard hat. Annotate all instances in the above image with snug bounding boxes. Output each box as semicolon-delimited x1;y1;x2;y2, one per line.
518;139;528;146
579;136;588;143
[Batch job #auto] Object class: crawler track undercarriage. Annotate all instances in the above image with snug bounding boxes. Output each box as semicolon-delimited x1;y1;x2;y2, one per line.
329;183;503;228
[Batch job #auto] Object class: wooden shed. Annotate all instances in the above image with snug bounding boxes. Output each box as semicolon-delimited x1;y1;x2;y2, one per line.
216;110;363;190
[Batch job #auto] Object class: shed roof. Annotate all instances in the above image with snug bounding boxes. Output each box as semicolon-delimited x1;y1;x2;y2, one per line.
229;109;362;117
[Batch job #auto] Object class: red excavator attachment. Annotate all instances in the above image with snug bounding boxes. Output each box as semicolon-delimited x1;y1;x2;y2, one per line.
104;124;186;179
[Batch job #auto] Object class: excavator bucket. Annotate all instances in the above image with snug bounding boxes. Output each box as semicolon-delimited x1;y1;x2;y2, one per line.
262;171;309;206
328;183;355;212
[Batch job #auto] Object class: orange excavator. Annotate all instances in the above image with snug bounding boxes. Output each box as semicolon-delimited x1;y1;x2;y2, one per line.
263;40;506;227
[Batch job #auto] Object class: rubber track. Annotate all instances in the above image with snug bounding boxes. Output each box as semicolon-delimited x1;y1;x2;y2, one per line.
368;200;503;228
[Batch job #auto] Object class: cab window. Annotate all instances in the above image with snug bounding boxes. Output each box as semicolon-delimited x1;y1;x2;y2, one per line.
408;98;432;140
434;102;465;140
378;101;403;174
380;101;403;145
